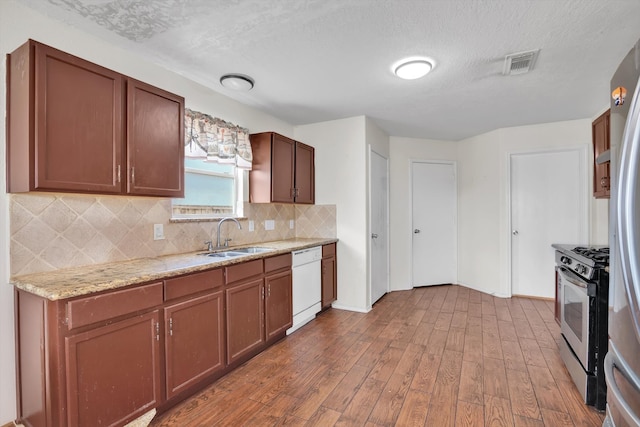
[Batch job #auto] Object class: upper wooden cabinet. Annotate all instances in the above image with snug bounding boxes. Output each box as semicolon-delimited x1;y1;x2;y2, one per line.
249;132;315;204
6;39;184;197
592;109;610;199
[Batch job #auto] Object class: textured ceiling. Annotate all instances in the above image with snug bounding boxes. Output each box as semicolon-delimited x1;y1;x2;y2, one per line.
19;0;640;141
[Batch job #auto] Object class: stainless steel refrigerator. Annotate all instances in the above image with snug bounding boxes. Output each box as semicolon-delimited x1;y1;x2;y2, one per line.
604;39;640;427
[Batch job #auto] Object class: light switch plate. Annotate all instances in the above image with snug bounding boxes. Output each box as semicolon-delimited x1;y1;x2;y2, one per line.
289;219;294;229
153;224;165;240
248;220;255;232
265;220;275;231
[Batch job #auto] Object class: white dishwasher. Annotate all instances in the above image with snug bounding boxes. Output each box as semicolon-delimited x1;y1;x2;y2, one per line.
287;246;322;335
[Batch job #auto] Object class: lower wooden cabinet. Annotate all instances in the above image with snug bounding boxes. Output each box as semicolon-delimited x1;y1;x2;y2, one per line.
164;292;224;399
225;278;265;365
265;269;293;341
321;243;337;309
15;253;295;427
65;311;162;427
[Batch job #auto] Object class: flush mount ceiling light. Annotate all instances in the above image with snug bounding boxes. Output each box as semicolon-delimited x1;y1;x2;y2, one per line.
393;58;434;80
220;74;254;91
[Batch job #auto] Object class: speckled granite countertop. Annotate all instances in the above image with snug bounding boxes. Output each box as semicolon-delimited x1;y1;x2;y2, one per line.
10;238;338;301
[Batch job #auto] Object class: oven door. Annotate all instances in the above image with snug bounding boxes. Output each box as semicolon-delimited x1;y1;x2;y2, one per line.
559;265;591;370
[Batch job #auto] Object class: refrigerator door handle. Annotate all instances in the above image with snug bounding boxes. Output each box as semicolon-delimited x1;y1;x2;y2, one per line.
605;349;640;426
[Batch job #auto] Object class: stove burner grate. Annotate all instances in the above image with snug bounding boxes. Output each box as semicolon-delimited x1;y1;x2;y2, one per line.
573;247;609;263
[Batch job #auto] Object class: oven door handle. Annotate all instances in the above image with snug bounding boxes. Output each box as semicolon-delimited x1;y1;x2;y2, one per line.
559;266;588;289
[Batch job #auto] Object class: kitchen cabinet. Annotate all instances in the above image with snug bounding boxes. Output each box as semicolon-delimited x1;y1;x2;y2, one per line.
225;260;265;366
66;311;162;427
264;254;293;342
592;109;610;199
15;282;164;427
6;39;184;197
249;132;315;204
15;253;294;426
321;243;337;309
163;269;225;399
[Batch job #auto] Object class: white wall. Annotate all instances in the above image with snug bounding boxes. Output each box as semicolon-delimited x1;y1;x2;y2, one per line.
389;137;457;291
0;1;297;423
457;119;604;297
0;4;14;418
295;117;370;312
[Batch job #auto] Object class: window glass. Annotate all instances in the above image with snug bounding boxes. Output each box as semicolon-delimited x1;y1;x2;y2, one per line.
172;158;241;218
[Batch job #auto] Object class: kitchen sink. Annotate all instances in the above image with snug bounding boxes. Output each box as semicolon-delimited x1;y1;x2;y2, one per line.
230;247;274;254
199;247;274;258
201;251;245;258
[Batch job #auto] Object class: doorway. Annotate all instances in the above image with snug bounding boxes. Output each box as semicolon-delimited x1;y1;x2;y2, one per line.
510;148;587;298
370;149;389;305
411;161;457;287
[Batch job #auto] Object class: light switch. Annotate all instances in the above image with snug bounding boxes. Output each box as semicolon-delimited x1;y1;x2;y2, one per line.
289;219;294;229
153;224;165;240
249;220;255;232
265;220;275;230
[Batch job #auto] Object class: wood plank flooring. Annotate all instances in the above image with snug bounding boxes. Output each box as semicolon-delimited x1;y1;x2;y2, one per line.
150;285;605;426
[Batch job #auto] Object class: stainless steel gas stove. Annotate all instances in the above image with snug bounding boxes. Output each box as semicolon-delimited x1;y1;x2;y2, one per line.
552;243;609;410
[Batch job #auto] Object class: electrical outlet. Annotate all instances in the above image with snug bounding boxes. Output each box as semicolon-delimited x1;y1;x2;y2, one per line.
153;224;165;240
249;220;255;232
265;220;275;231
289;219;294;229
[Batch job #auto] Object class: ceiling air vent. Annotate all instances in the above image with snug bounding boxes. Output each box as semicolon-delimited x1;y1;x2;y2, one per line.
503;49;540;75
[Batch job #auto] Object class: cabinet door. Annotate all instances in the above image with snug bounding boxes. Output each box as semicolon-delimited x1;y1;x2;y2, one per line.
271;134;295;203
294;142;315;204
321;256;337;308
265;270;292;341
127;78;184;197
164;291;224;399
65;311;161;427
34;42;124;193
593;109;610;198
226;278;265;365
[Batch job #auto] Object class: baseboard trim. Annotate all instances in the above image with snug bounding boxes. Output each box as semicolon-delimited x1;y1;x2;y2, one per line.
512;293;554;302
330;303;371;313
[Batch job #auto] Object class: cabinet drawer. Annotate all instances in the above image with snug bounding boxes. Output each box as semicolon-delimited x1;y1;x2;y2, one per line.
264;253;292;273
225;259;263;284
322;243;336;257
66;282;163;330
164;269;223;301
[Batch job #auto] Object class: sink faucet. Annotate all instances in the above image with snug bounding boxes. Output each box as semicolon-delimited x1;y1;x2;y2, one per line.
216;217;242;248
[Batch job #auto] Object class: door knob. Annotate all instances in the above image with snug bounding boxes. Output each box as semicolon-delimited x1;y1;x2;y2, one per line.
414;229;421;234
371;233;378;239
512;230;519;235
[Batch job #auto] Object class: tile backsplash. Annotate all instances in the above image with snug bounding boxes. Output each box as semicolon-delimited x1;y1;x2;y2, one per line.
10;193;336;276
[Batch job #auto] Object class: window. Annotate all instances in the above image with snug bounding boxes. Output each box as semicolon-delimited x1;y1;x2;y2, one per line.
171;108;251;220
172;159;244;219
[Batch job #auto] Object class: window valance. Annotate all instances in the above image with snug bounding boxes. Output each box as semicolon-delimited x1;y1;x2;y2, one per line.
184;108;252;169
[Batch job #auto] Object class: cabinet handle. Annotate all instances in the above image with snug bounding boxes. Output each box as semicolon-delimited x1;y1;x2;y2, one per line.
169;318;173;336
291;188;295;198
155;321;159;341
268;284;271;297
262;287;265;300
601;177;609;188
131;167;135;185
116;165;121;183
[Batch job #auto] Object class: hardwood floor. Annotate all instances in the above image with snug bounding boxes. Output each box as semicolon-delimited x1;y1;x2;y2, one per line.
150;285;605;426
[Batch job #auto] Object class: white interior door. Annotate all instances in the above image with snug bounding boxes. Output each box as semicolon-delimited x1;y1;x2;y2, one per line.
510;149;587;298
370;149;389;304
411;161;457;287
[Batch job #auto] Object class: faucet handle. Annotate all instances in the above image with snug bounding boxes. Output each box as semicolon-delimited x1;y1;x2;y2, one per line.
204;241;213;251
224;238;232;247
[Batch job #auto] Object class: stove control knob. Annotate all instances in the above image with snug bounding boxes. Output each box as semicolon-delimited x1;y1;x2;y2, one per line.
560;256;572;265
580;266;588;275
